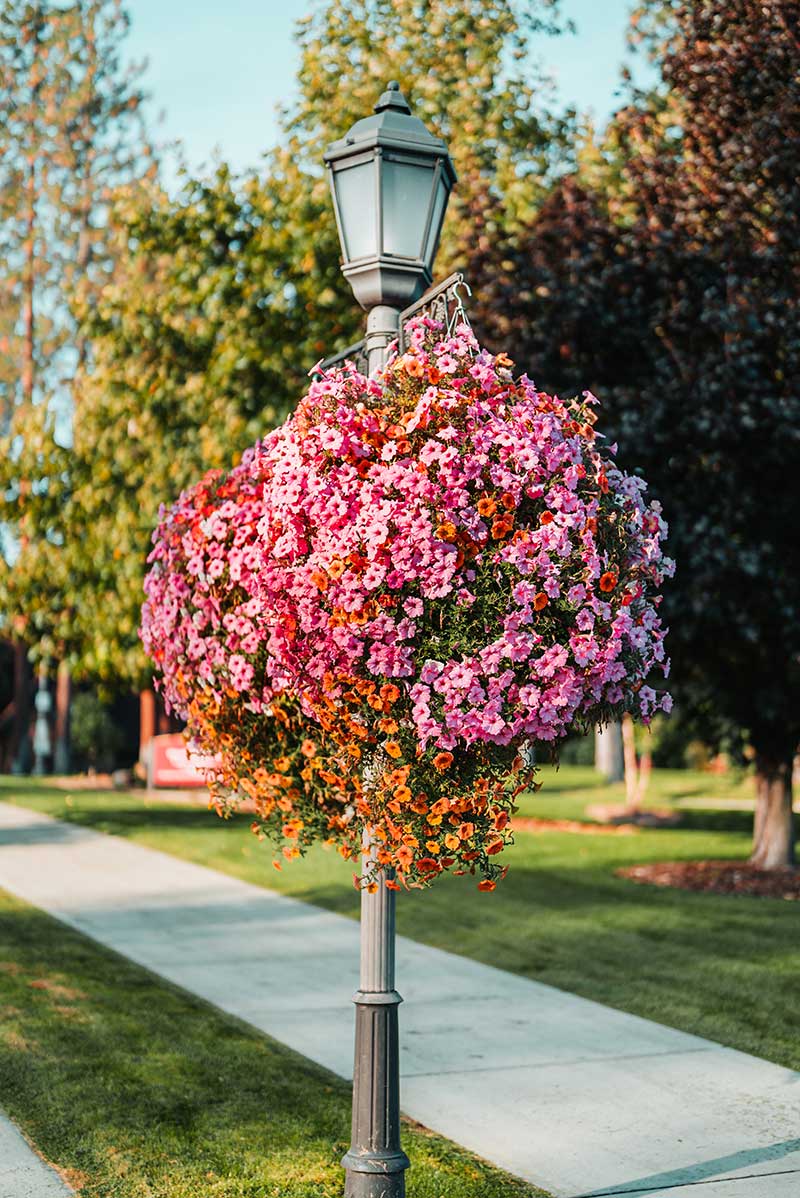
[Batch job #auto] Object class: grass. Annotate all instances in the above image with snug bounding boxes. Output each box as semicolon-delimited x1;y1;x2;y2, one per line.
0;888;549;1197
2;766;798;1075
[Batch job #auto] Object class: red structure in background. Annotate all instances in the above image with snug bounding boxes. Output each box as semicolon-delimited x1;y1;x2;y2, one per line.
147;733;220;789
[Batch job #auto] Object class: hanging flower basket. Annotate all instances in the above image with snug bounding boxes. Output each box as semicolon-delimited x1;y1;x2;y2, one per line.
142;316;672;889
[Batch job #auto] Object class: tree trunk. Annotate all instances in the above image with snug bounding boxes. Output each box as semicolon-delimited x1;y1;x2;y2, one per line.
139;688;155;763
10;641;33;774
157;697;171;736
53;662;72;774
750;755;795;869
621;714;639;810
22;156;35;403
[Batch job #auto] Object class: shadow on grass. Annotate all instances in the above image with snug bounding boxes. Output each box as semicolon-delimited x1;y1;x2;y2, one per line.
0;896;547;1198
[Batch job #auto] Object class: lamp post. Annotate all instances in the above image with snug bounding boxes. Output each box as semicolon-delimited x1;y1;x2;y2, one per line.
324;82;455;1198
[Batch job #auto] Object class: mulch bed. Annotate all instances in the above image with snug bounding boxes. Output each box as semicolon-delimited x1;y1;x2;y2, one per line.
617;860;800;900
514;817;638;836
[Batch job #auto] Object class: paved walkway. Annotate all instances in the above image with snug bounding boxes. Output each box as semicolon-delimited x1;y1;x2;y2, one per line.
0;1109;72;1198
0;801;798;1198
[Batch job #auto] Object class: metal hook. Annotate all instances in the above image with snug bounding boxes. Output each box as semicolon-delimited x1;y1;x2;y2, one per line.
446;275;474;340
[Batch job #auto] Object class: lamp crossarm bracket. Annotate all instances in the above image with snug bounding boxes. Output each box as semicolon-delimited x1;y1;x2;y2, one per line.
315;270;472;377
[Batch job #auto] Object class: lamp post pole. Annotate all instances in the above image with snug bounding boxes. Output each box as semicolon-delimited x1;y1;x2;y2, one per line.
342;835;408;1198
323;81;456;1198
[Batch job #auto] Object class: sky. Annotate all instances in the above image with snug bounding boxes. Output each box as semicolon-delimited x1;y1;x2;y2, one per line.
124;0;651;179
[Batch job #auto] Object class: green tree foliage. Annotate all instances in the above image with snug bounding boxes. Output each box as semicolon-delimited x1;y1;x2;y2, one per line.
490;0;799;863
0;0;155;668
0;0;572;689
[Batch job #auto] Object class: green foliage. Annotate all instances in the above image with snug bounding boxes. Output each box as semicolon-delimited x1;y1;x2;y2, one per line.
69;691;124;772
0;0;155;674
0;0;574;690
487;0;800;771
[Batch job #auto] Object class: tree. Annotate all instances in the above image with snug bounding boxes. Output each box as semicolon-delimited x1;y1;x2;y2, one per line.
489;0;799;865
0;0;154;730
4;0;573;692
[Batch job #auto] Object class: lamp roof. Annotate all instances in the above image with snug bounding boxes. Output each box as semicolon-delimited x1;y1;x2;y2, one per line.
324;81;456;182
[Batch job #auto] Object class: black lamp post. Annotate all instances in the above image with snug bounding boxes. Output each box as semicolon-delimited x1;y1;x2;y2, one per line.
324;82;455;1198
325;80;456;374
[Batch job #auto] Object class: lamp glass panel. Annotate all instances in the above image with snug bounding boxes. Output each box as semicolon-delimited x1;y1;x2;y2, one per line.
335;161;377;261
381;158;436;259
423;176;449;269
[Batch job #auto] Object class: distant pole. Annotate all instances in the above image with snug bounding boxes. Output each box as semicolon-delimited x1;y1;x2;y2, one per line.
596;722;624;783
31;660;52;776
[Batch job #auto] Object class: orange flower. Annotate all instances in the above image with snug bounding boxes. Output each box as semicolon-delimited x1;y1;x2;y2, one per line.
300;739;317;757
378;717;399;734
584;517;598;535
416;857;440;874
444;833;460;851
477;496;496;517
395;785;412;803
327;559;345;580
380;683;401;703
426;840;441;855
539;511;555;525
432;751;454;771
486;839;504;855
478;879;496;892
500;492;516;511
495;351;514;369
385;878;401;892
403;355;426;378
385;740;403;759
395;845;414;868
599;572;618;593
310;569;328;591
458;822;475;840
435;520;457;541
533;592;549;611
494;811;510;831
491;517;513;540
427;366;442;384
427;813;443;826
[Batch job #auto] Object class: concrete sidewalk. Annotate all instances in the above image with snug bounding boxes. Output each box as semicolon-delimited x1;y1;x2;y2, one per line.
0;1110;73;1198
0;800;798;1198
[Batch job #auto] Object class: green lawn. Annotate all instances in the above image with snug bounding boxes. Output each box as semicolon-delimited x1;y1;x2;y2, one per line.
2;766;797;1077
0;888;548;1197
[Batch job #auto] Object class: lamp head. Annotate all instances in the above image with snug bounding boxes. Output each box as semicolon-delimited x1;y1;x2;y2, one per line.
324;82;456;310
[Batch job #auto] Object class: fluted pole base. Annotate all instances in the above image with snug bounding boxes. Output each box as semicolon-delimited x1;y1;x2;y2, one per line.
342;991;409;1197
343;853;409;1198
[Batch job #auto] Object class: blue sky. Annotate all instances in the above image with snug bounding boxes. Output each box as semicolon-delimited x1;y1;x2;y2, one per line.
125;0;649;177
